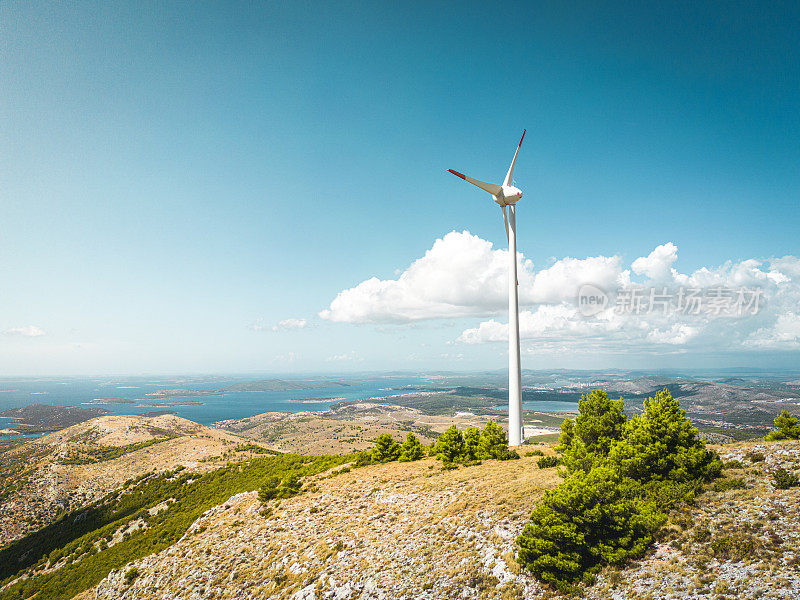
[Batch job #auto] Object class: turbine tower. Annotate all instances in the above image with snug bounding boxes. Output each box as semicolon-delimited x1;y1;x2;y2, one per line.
448;130;526;446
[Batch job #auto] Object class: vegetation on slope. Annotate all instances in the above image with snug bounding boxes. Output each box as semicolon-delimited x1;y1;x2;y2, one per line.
516;388;722;593
765;410;800;441
0;453;351;600
57;436;178;465
432;420;519;466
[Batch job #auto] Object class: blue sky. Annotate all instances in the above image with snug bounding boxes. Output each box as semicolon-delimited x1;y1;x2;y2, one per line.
2;2;799;375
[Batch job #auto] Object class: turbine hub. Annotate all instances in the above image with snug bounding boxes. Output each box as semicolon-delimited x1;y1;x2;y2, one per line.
495;185;523;206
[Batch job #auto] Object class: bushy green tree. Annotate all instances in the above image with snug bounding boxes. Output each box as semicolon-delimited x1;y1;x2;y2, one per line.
478;420;515;459
517;388;722;591
765;410;800;441
556;390;625;475
279;473;302;497
258;476;281;503
463;427;481;460
557;437;599;475
371;434;401;463
353;450;374;466
537;455;559;469
398;433;425;462
573;389;626;455
516;465;664;592
434;425;465;463
610;389;721;483
554;417;574;453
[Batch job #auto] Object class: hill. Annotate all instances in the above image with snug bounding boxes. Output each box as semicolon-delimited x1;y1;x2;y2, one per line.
1;414;798;599
65;440;800;600
0;414;253;547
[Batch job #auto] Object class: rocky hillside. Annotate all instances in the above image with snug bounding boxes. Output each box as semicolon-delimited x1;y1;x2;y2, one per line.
74;441;799;600
0;415;250;547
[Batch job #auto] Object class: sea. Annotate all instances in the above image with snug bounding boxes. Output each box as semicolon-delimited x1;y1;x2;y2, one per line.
0;375;578;440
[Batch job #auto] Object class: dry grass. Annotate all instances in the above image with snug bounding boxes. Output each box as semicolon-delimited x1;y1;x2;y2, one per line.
77;454;559;600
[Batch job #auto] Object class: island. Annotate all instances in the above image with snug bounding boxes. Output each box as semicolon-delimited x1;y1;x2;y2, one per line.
82;397;134;405
0;404;109;434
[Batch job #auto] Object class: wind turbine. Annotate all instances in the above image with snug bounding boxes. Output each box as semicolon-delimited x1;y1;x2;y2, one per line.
448;130;526;446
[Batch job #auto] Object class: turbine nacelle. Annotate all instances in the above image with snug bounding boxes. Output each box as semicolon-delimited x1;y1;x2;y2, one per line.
495;185;522;206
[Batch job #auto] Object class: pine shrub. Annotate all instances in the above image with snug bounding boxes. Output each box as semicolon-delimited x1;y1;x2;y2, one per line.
463;427;482;461
398;433;425;462
517;466;664;592
371;434;401;463
772;468;799;489
434;425;465;463
537;456;559;469
517;388;720;591
765;410;800;441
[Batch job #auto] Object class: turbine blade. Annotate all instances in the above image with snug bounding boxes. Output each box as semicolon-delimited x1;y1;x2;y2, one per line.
503;129;526;187
448;169;502;196
501;205;509;242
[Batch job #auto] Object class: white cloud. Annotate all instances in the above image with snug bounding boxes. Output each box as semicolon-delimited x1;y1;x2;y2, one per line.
646;324;699;345
321;231;532;323
745;312;800;349
531;255;623;304
319;230;619;323
322;230;800;355
272;351;299;363
4;325;46;337
631;242;678;280
274;318;307;331
459;248;800;352
251;318;308;332
325;350;362;362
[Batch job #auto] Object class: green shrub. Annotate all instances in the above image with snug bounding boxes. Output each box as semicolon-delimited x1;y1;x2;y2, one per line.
711;534;757;560
525;449;544;457
123;567;139;585
517;388;720;591
692;526;711;543
772;468;799;489
434;425;465;463
555;391;627;477
258;476;281;503
746;451;765;462
554;417;574;453
353;450;373;467
722;460;743;470
516;466;664;592
398;432;425;462
463;427;481;461
713;478;745;492
765;410;800;441
537;456;559;469
478;420;514;460
371;434;401;463
610;389;722;484
572;390;626;455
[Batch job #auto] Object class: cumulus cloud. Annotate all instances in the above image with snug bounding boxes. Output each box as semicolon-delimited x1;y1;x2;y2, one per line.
5;325;46;337
631;242;678;281
321;230;800;354
460;249;800;352
320;231;532;323
251;318;308;332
